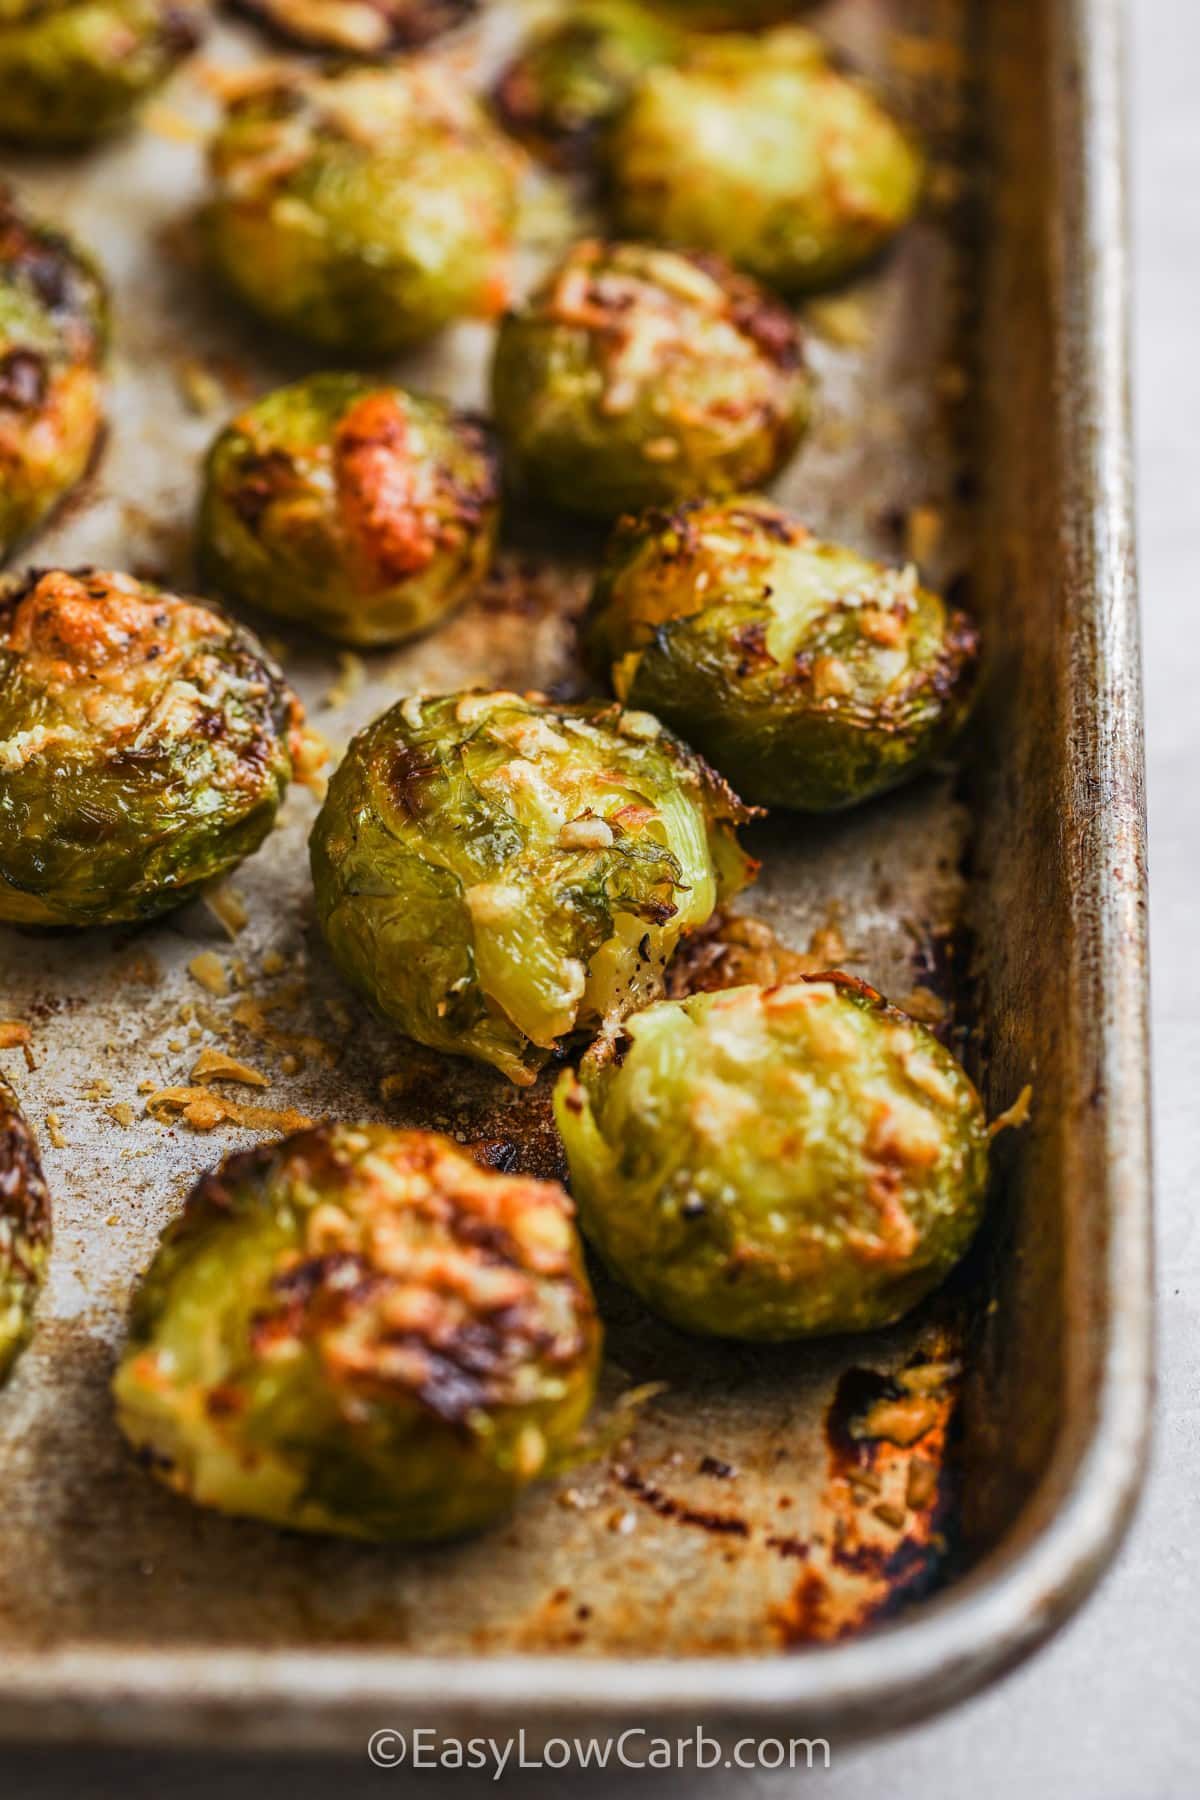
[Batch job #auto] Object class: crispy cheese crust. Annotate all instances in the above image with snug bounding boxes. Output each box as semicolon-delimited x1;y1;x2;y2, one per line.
492;240;810;518
310;688;757;1084
0;568;303;925
200;374;501;647
608;28;923;292
556;976;989;1339
207;62;519;354
0;189;106;561
114;1125;601;1540
587;495;979;810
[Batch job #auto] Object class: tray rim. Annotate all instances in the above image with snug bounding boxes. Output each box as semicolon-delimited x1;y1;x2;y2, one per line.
0;0;1151;1750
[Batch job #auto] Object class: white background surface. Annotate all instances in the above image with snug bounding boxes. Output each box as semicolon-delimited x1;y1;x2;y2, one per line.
8;0;1198;1792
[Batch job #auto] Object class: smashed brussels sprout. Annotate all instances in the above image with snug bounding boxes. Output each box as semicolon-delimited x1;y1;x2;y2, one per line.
608;28;924;291
586;496;979;811
556;976;989;1339
0;568;305;926
232;0;477;56
207;62;519;354
199;374;501;648
0;0;201;148
491;241;810;518
113;1125;601;1540
0;1071;50;1384
0;190;107;563
310;690;757;1085
494;1;680;166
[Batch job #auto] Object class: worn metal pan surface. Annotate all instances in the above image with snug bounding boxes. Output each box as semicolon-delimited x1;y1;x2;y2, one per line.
0;0;1149;1750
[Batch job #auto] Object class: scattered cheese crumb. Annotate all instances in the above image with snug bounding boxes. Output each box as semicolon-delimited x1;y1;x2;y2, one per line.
811;655;854;701
899;1359;960;1396
558;815;614;851
143;103;205;145
324;651;365;710
145;1087;314;1135
45;1112;66;1149
107;1103;135;1129
860;607;906;647
190;1047;269;1089
616;710;660;742
989;1083;1034;1140
261;950;286;977
805;294;872;348
188;951;229;997
203;883;249;939
232;993;338;1070
852;1392;941;1447
177;357;226;414
293;727;331;791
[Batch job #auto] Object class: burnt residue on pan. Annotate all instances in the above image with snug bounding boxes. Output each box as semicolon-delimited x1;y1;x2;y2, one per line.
770;1329;963;1646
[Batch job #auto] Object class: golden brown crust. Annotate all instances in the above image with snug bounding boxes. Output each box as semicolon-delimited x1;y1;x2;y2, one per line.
334;390;439;582
192;1127;596;1425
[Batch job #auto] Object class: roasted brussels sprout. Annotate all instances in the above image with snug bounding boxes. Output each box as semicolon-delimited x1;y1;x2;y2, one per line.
0;0;201;148
310;689;757;1085
0;1071;50;1384
199;374;501;648
0;568;305;927
0;190;107;563
491;241;809;518
206;62;519;355
556;975;989;1340
608;28;924;292
113;1125;601;1540
231;0;477;56
586;496;978;811
494;1;680;167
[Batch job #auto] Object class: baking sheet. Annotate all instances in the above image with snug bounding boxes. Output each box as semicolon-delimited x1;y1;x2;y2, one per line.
0;0;1151;1750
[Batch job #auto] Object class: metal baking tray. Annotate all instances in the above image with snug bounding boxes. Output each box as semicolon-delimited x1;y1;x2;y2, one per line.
0;0;1150;1752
